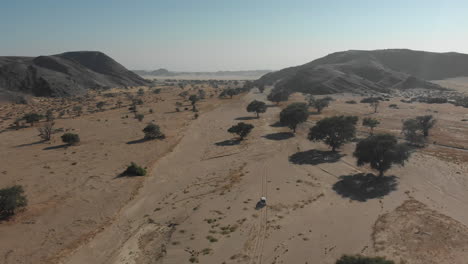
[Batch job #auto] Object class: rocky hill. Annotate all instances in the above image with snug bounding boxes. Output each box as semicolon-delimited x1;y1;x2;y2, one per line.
0;51;149;97
256;49;468;95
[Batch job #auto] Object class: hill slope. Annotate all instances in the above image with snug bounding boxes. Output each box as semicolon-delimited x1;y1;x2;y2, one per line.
0;51;149;97
257;49;468;95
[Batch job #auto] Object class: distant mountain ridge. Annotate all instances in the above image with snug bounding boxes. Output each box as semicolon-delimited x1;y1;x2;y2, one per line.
256;49;468;95
0;51;149;97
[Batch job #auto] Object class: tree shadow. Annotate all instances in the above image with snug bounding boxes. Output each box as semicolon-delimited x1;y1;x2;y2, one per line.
270;121;286;127
126;138;148;145
263;132;294;141
235;116;257;120
289;150;344;165
15;140;46;148
43;144;68;150
215;139;241;146
332;173;398;202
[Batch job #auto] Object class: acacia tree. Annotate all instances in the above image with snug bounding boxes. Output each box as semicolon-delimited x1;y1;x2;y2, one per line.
353;134;410;177
362;117;380;135
228;122;254;140
143;123;165;140
0;185;28;219
258;85;265;93
308;96;330;114
226;88;237;98
38;122;55;141
280;103;309;133
23;113;43;126
370;98;380;113
246;100;267;118
308;115;358;152
267;90;289;105
415;115;436;137
402;118;424;145
45;109;54;122
189;95;199;111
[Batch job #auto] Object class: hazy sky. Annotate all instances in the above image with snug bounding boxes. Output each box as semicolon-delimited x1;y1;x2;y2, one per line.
2;0;468;71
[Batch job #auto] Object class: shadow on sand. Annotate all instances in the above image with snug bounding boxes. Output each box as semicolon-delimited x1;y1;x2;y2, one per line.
263;132;294;141
289;149;344;165
235;116;258;121
43;144;69;150
215;139;241;146
270;121;286;128
332;173;398;202
126;138;148;145
15;140;46;148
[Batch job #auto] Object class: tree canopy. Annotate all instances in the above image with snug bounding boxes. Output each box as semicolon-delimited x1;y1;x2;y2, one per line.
402;118;424;145
143;123;165;140
415;115;436;137
61;133;80;145
0;185;28;219
246;100;267;118
362;117;380;135
189;94;199;111
280;103;309;133
353;134;410;177
308;115;358;151
23;113;43;126
267;90;289;104
308;96;330;113
228;122;254;140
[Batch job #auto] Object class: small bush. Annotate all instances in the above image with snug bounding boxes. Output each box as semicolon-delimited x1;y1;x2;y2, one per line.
0;185;27;219
136;113;144;122
388;104;398;109
123;162;147;176
345;100;357;104
61;133;80;145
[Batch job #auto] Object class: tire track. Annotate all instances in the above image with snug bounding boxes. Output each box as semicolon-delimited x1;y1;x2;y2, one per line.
250;162;268;264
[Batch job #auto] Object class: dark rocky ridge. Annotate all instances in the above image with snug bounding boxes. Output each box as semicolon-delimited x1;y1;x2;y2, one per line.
256;49;468;95
0;51;149;97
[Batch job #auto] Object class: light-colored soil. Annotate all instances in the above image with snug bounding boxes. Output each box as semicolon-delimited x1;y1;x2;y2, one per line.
373;199;468;264
0;85;224;264
433;77;468;94
1;87;468;264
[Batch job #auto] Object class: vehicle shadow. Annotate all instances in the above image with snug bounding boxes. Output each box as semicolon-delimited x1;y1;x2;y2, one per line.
332;173;398;202
289;149;344;165
263;132;294;141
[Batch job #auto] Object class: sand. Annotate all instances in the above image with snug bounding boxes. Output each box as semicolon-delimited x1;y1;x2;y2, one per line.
1;86;468;264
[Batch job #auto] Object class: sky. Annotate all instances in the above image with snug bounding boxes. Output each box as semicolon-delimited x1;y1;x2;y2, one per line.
1;0;468;71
